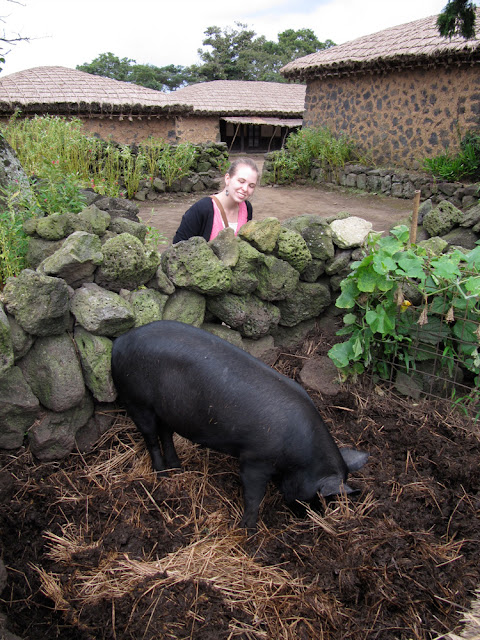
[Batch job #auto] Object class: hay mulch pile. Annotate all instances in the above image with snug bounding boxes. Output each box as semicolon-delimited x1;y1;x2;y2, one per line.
1;330;480;640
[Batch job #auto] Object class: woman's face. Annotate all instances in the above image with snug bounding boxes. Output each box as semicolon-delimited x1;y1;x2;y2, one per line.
225;164;258;203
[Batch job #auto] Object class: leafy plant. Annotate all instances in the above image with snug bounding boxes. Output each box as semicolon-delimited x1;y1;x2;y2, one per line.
423;129;480;181
328;226;480;395
264;126;360;185
0;184;37;284
156;142;197;188
32;162;87;214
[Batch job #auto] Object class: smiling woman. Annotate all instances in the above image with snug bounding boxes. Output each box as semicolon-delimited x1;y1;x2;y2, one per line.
172;157;259;243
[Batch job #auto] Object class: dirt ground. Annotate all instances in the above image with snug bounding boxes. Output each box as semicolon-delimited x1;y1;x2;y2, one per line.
136;179;414;251
1;328;479;640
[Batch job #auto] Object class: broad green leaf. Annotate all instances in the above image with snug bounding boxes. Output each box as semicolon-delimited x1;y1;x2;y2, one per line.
328;341;354;368
430;255;461;280
395;252;426;280
365;306;395;335
357;266;386;292
335;277;359;309
465;275;480;295
343;313;357;326
465;245;480;268
389;225;410;242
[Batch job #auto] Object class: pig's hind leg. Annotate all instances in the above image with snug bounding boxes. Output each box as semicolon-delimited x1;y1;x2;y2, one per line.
125;402;181;472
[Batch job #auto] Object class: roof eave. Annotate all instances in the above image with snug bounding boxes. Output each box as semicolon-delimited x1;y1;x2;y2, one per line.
0;101;192;116
281;49;480;81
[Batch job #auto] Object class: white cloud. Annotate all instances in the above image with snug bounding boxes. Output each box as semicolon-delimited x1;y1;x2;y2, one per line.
0;0;449;76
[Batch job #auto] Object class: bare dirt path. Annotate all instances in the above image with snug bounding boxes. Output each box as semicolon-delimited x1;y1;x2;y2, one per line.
136;181;414;250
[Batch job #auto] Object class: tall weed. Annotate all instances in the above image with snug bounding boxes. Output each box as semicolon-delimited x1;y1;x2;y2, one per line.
265;126;360;185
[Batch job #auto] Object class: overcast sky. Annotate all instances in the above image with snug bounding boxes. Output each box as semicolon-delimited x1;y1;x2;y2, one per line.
0;0;459;79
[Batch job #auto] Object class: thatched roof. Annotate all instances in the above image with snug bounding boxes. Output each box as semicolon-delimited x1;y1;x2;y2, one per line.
166;80;306;116
0;66;191;116
281;10;480;80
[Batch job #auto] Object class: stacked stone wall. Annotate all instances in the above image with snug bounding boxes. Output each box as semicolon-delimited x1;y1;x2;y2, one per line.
309;162;480;209
0;197;374;463
304;64;480;169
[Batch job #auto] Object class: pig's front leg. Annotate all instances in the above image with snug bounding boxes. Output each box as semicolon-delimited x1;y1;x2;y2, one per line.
239;461;272;531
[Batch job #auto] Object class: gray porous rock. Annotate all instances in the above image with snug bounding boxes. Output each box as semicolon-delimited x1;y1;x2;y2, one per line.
422;200;463;237
161;236;232;295
18;332;86;412
162;289;206;327
73;326;117;403
95;232;160;291
28;393;94;461
0;304;14;375
330;216;373;249
3;269;70;336
238;217;282;253
254;254;300;301
276;281;332;327
207;293;280;339
0;366;39;449
70;283;135;337
38;231;103;287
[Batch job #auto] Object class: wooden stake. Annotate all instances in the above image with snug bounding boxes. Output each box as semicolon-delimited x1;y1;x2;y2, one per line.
410;190;421;245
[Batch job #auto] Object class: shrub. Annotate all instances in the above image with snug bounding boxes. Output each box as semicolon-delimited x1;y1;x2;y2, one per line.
264;126;360;185
423;130;480;181
0;184;37;284
328;226;480;407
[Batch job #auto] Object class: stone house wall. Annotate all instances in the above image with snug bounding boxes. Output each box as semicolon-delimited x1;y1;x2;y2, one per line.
303;64;480;169
174;115;220;144
79;115;177;145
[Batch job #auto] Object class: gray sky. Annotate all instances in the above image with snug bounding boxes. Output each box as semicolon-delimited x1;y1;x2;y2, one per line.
0;0;457;78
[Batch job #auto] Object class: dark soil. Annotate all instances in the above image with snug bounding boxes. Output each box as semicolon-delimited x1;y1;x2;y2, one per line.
1;329;479;640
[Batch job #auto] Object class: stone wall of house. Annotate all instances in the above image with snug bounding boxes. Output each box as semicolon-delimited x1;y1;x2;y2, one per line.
80;115;177;145
303;64;480;169
175;115;220;144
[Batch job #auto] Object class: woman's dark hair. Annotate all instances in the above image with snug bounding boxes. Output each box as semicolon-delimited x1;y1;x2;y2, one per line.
227;157;259;177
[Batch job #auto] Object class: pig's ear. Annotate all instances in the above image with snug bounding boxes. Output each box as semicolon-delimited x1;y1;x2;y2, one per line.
340;448;369;472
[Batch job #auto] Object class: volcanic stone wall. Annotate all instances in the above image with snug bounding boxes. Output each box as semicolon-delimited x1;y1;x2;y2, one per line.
303;64;480;169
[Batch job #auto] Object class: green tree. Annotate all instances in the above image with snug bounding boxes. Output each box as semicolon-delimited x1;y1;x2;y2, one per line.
77;52;135;82
193;22;267;81
437;0;477;38
76;53;197;91
192;23;335;83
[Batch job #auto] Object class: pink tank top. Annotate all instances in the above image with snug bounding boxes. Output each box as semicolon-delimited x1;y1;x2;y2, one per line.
209;198;248;241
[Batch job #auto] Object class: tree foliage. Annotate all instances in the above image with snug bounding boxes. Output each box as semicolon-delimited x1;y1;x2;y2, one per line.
76;52;199;91
437;0;477;39
76;24;335;90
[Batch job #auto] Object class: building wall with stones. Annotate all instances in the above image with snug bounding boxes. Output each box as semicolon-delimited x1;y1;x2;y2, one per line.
303;64;480;169
79;115;177;145
175;115;220;144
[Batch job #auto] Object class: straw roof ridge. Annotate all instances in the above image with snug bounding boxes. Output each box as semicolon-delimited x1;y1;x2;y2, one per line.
167;79;306;115
281;9;480;79
0;66;192;115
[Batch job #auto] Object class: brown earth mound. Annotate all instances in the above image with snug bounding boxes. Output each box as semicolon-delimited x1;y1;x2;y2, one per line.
1;330;479;640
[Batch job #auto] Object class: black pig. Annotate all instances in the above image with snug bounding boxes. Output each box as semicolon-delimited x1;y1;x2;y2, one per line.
111;320;368;529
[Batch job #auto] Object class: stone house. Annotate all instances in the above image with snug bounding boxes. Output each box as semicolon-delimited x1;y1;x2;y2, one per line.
281;10;480;169
0;66;189;143
0;66;305;151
